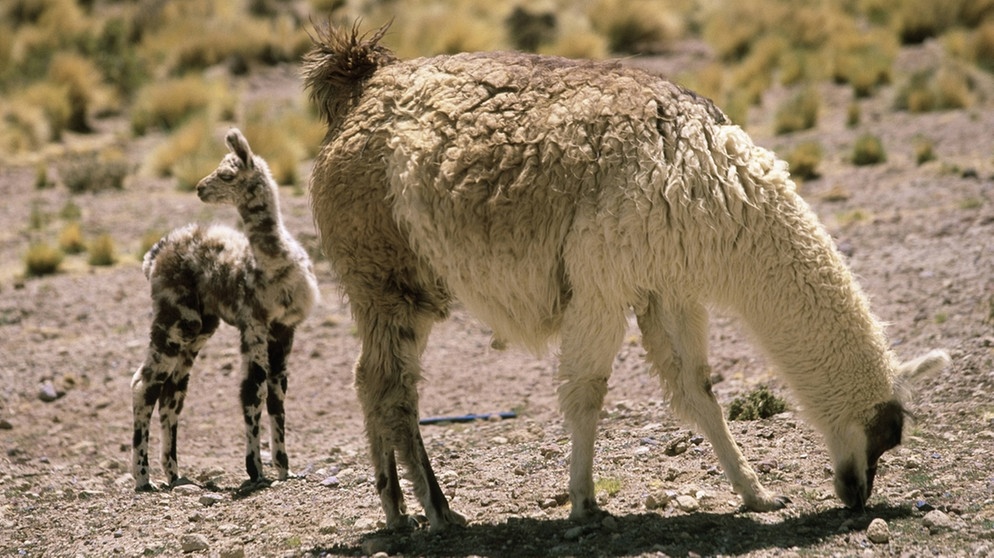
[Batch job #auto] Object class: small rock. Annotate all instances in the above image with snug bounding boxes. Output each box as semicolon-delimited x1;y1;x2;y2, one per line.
0;419;12;430
675;495;699;512
354;517;377;531
915;499;934;512
866;518;890;544
38;381;62;402
219;548;245;558
601;515;618;531
180;533;209;553
361;537;391;556
538;498;559;509
645;491;671;510
923;509;959;534
172;484;202;495
564;525;585;540
665;440;688;457
318;519;338;535
320;476;340;487
198;493;223;506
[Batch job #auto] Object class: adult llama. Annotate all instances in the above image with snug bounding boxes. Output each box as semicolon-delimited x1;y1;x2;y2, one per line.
303;23;949;531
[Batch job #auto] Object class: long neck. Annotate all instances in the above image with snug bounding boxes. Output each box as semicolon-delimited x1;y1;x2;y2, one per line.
238;176;293;267
722;192;895;429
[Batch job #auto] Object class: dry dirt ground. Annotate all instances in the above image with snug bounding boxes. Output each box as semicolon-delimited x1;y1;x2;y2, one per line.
3;43;994;557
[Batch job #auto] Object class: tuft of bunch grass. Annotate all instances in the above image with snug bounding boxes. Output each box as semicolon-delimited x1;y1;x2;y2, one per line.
87;234;117;266
774;87;820;135
58;149;130;194
58;222;86;254
131;76;234;135
852;134;887;166
728;385;788;421
784;141;823;180
24;243;64;277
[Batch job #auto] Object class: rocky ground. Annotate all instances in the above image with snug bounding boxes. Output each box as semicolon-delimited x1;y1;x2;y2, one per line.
2;42;994;557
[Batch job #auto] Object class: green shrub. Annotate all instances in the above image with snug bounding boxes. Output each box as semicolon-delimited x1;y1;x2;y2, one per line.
846;102;861;128
24;243;64;277
852;134;887;166
728;385;787;421
914;136;937;165
591;0;682;55
774;87;820;135
785;141;822;180
505;6;557;52
87;234;117;266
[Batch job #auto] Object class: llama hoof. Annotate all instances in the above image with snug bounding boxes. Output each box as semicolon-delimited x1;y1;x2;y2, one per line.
385;513;422;531
428;508;468;532
235;477;273;497
568;497;602;521
168;476;198;489
741;493;790;512
134;481;159;493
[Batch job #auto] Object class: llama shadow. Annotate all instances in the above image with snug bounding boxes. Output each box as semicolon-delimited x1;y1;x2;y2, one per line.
314;504;912;557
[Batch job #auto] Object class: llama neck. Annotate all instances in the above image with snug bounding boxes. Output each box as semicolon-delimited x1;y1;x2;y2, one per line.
237;178;294;267
724;196;895;426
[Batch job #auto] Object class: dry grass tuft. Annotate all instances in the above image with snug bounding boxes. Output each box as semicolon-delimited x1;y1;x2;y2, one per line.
131;76;234;135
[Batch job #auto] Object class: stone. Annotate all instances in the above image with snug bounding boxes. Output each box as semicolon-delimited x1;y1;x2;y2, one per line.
38;381;61;402
866;518;889;544
172;484;202;495
923;510;959;534
180;533;209;553
199;493;224;506
675;495;699;512
564;525;584;540
219;548;245;558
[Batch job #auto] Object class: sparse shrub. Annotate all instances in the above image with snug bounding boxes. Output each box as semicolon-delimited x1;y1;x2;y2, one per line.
852;134;887;165
846;102;861;128
87;234;117;266
896;0;951;44
131;76;234;135
47;52;108;133
914;136;936;165
34;163;49;189
728;385;787;421
785;141;823;180
774;87;820;135
24;243;64;277
591;0;682;55
935;64;974;109
896;65;974;112
59;222;86;254
506;6;557;52
28;200;48;230
58;149;130;193
59;199;82;221
830;30;896;97
974;20;994;70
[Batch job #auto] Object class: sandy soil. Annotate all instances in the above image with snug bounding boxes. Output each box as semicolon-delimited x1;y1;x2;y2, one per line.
2;43;994;557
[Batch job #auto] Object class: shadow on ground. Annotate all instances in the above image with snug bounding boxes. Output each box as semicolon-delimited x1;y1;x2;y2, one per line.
312;504;912;556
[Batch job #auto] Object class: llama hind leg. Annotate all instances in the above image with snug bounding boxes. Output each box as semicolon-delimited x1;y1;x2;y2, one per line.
354;308;466;532
265;322;294;480
132;357;166;491
636;295;787;511
557;297;626;520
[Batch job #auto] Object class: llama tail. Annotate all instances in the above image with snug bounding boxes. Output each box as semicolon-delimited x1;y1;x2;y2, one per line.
141;236;168;280
302;20;396;127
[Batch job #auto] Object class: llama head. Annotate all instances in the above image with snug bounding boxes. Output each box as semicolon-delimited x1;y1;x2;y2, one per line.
196;128;274;206
830;349;950;509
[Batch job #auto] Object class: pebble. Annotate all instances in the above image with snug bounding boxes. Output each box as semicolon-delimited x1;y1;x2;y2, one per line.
38;381;61;402
318;519;338;535
199;493;224;507
361;537;391;555
564;525;585;540
601;515;618;531
172;484;202;495
180;533;209;553
675;495;699;512
645;491;672;510
0;419;12;430
923;509;959;534
320;475;340;487
866;518;890;544
219;548;245;558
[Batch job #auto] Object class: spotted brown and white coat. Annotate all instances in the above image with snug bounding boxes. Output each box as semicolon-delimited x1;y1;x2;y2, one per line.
131;129;318;491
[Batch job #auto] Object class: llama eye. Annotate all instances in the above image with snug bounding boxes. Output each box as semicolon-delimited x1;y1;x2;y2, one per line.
219;172;235;181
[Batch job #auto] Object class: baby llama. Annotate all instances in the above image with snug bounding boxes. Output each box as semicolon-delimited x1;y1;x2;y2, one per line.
303;24;949;531
131;129;318;491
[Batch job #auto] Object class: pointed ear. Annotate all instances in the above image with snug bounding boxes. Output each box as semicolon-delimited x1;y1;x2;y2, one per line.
225;128;254;169
894;349;950;402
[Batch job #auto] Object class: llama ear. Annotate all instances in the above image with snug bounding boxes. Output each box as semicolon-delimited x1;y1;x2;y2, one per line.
893;349;950;402
225;128;254;169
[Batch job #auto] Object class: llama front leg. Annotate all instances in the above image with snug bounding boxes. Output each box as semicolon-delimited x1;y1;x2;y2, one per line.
636;295;787;511
132;359;166;491
157;368;190;486
239;324;271;485
266;322;294;480
556;298;626;520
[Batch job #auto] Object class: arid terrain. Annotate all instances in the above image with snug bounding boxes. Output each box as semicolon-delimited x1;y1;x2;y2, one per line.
3;41;994;557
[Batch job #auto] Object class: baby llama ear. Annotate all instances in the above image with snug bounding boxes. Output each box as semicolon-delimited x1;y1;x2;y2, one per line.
225;128;254;169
